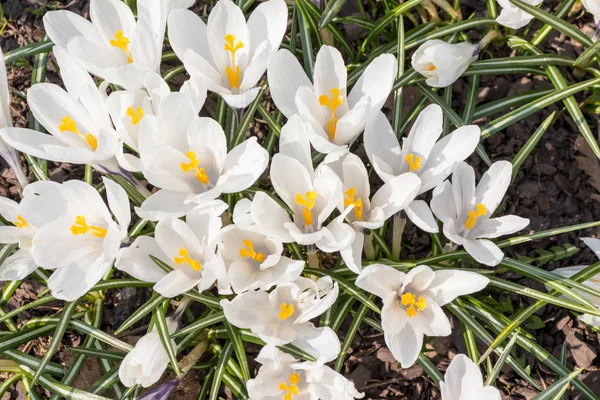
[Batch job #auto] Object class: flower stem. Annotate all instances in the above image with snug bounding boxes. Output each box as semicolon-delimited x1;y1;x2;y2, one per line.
392;213;406;261
476;30;501;54
307;248;320;269
364;233;375;261
429;0;460;20
179;338;209;375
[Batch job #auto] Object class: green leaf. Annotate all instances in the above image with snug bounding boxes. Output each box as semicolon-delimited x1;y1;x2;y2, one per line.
319;0;347;28
154;306;181;376
210;342;234;400
19;365;112;400
334;300;370;372
533;369;583;400
484;334;519;386
224;320;251;382
512;111;555;176
115;292;165;335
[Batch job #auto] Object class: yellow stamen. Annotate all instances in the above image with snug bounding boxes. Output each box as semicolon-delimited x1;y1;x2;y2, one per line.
279;373;300;400
180;151;209;184
318;88;344;140
405;153;422;173
295;191;318;226
59;116;98;150
174;248;202;271
278;302;295;320
464;203;487;230
126;106;144;125
239;239;266;263
110;30;133;63
401;292;427;318
14;215;30;229
224;34;244;89
344;188;363;221
427;64;437;72
70;215;107;238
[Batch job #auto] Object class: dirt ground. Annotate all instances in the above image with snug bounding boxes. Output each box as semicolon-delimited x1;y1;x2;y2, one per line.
1;0;600;399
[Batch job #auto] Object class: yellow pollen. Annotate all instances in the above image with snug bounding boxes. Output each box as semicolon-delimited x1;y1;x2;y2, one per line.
110;30;133;63
180;151;209;184
401;292;427;318
224;34;244;89
14;215;30;229
279;373;300;400
405;153;422;172
344;188;363;221
126;106;144;125
239;239;266;263
59;116;98;151
174;248;202;271
464;203;487;229
278;302;295;320
427;64;437;72
295;191;318;226
70;215;107;238
318;87;344;140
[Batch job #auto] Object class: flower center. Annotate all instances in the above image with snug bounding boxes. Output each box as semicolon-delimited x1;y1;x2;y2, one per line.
344;188;363;220
401;292;427;317
318;88;344;141
173;248;202;272
239;239;266;263
180;151;209;184
278;302;295;320
295;191;318;226
70;215;107;238
426;63;437;72
279;373;300;400
224;34;244;89
405;153;422;172
464;203;487;229
110;30;133;64
126;106;144;125
59;116;99;151
14;215;30;229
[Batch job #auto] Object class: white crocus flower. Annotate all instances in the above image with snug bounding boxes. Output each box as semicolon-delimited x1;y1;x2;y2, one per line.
552;238;600;328
268;46;397;154
221;277;341;363
31;178;130;301
220;201;305;293
43;0;188;90
106;72;207;172
247;346;364;400
583;0;600;23
365;105;480;233
239;116;354;251
431;161;530;266
119;317;178;388
1;47;118;168
356;264;489;368
496;0;542;29
116;203;231;297
321;152;421;273
440;354;501;400
0;47;28;188
168;0;288;109
411;40;478;88
135;92;268;221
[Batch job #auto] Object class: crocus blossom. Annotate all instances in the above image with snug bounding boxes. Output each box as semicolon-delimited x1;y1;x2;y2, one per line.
119;317;178;388
168;0;288;108
116;203;231;297
552;238;600;328
1;47;119;168
247;346;364;400
440;354;501;400
220;201;305;293
411;40;478;87
496;0;542;29
221;277;341;363
135;92;268;221
431;161;530;266
321;151;421;273
356;264;489;367
268;46;397;153
0;47;28;188
106;72;207;172
365;105;480;233
31;178;130;301
237;115;355;251
43;0;189;90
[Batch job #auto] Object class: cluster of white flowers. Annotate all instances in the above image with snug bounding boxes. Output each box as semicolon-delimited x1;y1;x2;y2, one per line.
0;0;564;397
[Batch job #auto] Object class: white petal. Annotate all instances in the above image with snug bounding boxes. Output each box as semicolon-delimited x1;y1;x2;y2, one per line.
340;231;365;274
250;192;295;242
348;53;397;111
115;236;168;283
402;265;435;293
403;104;443;160
291;324;340;364
102;177;131;237
463;239;504;267
206;0;250;74
220;87;261;109
0;249;38;281
355;264;404;299
271;153;314;213
430;180;457;224
168;9;214;66
49;260;112;301
135;190;195;221
153;269;200;298
405;200;439;233
246;0;287;56
471;215;529;239
43;10;99;50
217;137;269;193
385;324;423;368
583;237;600;260
369;172;421;223
279;115;313;174
441;354;485;398
364;111;402;182
313;46;347;106
267;50;313;118
426;269;489;306
452;162;476;219
475;160;512;215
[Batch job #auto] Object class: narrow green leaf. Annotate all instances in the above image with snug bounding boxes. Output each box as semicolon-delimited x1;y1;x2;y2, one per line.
484;334;518;385
512;111;555;177
19;365;112;400
210;342;233;400
224;320;251;382
319;0;347;28
115;292;165;335
335;301;369;372
155;307;181;376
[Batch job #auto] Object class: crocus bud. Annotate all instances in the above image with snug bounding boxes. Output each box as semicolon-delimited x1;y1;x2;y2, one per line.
411;40;477;88
118;318;178;388
496;0;542;29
